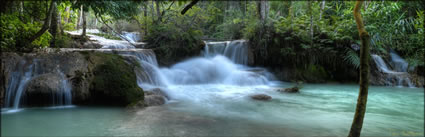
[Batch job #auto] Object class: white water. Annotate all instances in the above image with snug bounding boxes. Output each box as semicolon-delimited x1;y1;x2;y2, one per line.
3;60;73;112
371;54;414;87
66;29;136;49
122;31;141;43
389;50;409;72
204;40;250;65
130;40;273;90
5;60;34;110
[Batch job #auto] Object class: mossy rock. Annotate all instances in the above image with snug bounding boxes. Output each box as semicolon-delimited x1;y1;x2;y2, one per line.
88;53;144;106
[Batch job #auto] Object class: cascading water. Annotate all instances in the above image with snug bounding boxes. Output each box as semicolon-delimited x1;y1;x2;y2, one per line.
66;29;136;49
3;59;73;112
122;31;141;43
204;40;251;65
371;54;414;87
5;60;34;110
128;40;274;92
389;50;409;72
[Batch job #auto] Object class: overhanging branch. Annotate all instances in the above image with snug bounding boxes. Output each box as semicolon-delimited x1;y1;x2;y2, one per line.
180;0;199;15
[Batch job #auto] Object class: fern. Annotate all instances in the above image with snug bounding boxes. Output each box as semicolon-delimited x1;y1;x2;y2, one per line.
344;49;360;69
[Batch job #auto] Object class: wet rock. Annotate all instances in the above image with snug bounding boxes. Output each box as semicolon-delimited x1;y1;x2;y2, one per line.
144;94;166;106
89;53;144;106
145;88;169;100
25;73;62;94
23;73;64;106
251;94;272;101
281;87;299;93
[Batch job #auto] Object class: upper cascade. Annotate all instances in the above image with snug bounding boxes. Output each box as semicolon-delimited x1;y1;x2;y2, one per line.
204;40;251;65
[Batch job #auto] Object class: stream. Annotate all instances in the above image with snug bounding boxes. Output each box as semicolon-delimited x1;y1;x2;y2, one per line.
2;84;423;136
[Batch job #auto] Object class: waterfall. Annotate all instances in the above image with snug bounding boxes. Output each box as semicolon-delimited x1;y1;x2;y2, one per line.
122;31;141;43
113;41;274;88
3;59;73;111
371;55;392;73
56;71;73;106
389;50;408;72
204;40;250;65
5;60;35;109
371;54;414;87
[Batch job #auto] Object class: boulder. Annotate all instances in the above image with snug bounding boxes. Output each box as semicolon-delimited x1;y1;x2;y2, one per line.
283;87;299;93
23;73;67;106
146;88;169;99
144;94;166;106
1;50;148;107
25;73;62;94
89;52;144;106
251;94;272;101
276;87;299;93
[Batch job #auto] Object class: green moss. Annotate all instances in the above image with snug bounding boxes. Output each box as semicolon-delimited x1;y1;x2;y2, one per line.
88;53;144;105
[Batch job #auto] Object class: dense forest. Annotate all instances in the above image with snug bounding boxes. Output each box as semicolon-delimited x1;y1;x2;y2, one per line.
1;0;424;82
1;1;424;137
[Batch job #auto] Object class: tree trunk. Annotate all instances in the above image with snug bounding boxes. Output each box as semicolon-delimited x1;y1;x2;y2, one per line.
27;0;56;45
150;1;155;21
309;1;313;46
257;0;268;24
63;6;70;23
319;0;325;20
82;9;86;36
155;0;161;22
76;5;83;30
143;3;148;37
19;1;24;21
288;1;293;28
58;10;64;35
348;1;370;137
50;4;59;46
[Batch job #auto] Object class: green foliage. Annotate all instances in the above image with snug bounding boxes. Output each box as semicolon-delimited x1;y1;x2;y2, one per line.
1;13;51;51
344;49;360;69
53;34;73;48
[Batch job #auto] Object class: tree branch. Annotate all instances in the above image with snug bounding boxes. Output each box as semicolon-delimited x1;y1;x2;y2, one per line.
181;0;199;15
28;0;56;44
97;15;136;46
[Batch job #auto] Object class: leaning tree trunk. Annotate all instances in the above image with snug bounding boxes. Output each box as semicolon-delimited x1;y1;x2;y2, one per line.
27;0;56;45
348;1;370;137
82;9;86;37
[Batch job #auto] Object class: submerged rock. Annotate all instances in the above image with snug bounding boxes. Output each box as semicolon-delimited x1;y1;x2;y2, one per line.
127;88;168;110
283;87;300;93
144;94;166;106
251;94;272;101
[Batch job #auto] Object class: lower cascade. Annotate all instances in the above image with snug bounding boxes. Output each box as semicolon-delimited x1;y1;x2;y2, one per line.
4;59;72;111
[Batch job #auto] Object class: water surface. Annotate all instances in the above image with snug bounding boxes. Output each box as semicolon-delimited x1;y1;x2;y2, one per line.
2;84;424;136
